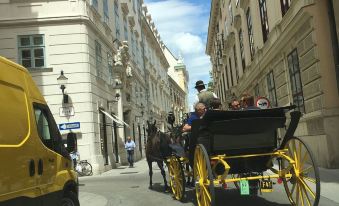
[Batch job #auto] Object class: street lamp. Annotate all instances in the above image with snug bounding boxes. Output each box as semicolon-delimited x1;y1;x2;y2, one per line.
108;92;121;103
140;103;145;116
57;70;69;103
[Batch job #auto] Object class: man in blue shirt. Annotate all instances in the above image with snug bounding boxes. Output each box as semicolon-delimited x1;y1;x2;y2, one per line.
182;103;206;132
125;136;136;167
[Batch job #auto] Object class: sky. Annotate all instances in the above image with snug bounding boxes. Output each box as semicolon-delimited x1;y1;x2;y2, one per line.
144;0;212;109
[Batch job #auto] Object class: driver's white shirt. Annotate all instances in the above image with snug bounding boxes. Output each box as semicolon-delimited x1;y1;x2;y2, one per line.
193;89;217;106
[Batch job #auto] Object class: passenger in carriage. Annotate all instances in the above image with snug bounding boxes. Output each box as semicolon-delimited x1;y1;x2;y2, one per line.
240;94;260;110
211;98;222;110
230;98;241;110
182;103;206;133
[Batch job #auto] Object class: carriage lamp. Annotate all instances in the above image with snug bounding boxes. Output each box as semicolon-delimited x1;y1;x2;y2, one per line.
167;111;175;126
57;70;69;103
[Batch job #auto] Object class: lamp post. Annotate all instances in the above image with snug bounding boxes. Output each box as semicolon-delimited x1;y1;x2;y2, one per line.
134;103;145;158
57;70;68;103
108;92;121;104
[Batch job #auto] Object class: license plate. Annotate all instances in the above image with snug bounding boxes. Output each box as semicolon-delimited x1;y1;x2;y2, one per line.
240;180;250;195
260;179;273;193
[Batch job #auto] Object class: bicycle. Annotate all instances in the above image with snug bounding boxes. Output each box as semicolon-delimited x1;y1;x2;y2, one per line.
75;159;93;176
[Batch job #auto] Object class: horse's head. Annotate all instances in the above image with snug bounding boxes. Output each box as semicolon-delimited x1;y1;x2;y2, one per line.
146;120;172;159
146;120;157;140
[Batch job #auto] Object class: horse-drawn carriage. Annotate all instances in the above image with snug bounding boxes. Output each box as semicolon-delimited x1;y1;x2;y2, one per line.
166;106;320;206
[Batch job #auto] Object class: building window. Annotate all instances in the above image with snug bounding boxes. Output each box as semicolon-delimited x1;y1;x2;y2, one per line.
114;1;120;40
91;0;98;10
254;84;260;97
281;0;291;16
103;0;109;24
95;40;102;77
267;71;278;106
288;49;305;113
228;1;233;24
131;32;136;57
123;17;128;41
229;58;234;86
259;0;269;43
225;64;230;89
239;29;246;71
222;74;226;100
236;0;240;7
246;8;255;59
133;0;137;12
107;52;113;81
233;45;239;82
18;35;45;69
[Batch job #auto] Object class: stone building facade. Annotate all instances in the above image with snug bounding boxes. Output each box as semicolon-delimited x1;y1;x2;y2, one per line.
164;47;190;124
0;0;188;174
206;0;339;168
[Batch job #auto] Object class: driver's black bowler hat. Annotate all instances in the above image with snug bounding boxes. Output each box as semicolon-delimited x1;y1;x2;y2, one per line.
194;80;206;88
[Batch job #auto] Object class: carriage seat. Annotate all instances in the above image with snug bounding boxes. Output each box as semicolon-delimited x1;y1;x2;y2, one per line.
190;107;290;156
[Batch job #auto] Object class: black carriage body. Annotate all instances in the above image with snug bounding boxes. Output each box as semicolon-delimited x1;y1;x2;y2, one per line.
190;106;300;174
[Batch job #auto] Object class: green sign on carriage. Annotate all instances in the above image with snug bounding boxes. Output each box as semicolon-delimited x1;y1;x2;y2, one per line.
240;180;250;195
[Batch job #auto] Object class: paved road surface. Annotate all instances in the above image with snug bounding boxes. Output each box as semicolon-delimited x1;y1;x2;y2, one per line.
79;159;339;206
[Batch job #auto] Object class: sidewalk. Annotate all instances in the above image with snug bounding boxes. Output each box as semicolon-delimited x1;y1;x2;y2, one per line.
99;158;150;177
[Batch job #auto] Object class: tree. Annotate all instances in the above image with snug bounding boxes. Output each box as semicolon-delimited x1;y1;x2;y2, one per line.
207;70;214;92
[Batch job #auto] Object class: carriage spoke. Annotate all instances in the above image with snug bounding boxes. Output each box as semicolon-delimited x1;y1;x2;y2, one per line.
290;181;296;196
196;151;203;176
298;177;316;199
299;184;305;206
296;183;300;206
201;185;211;206
298;141;302;167
202;185;211;201
300;181;312;206
200;187;205;206
292;140;298;169
300;165;313;174
300;150;309;169
303;176;316;184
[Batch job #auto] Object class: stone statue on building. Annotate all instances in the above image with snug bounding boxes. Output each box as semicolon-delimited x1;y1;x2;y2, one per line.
126;62;133;77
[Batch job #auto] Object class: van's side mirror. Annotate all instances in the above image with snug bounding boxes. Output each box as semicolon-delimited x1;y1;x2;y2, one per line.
67;132;77;152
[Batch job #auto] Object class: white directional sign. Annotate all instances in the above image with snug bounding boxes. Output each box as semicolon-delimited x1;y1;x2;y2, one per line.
59;122;80;130
59;106;75;117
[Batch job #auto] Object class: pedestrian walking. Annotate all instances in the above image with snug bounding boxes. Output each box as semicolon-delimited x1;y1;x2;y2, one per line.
125;136;136;167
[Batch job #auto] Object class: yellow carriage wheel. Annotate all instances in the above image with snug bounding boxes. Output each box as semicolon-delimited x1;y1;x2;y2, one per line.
168;156;185;201
282;137;320;206
194;144;215;206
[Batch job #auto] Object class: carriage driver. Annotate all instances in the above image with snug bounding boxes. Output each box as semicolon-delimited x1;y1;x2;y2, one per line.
194;80;218;109
182;103;206;133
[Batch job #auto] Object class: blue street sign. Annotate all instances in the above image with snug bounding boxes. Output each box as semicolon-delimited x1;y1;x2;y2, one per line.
59;122;80;130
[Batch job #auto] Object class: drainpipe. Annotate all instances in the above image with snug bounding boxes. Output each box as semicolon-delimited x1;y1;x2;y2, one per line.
328;0;339;93
139;6;151;121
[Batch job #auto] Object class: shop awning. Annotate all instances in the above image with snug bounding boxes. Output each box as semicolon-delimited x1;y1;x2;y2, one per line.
100;110;130;128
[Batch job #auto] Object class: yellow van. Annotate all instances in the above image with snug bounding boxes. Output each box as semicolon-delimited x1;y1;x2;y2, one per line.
0;56;79;206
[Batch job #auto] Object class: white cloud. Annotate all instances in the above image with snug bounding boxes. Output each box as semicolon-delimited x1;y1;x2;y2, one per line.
173;33;204;54
145;0;212;108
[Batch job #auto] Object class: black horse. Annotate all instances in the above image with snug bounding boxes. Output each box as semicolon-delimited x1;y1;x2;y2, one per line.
145;121;171;191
